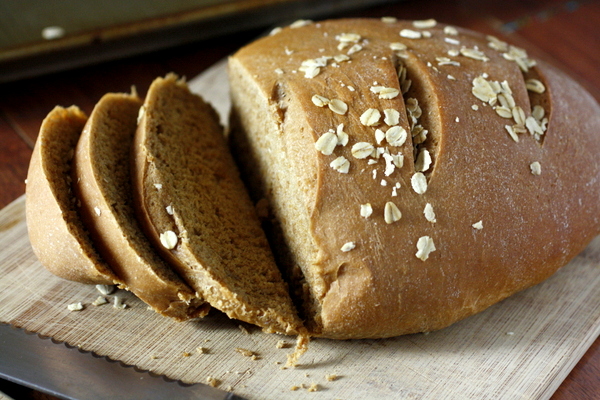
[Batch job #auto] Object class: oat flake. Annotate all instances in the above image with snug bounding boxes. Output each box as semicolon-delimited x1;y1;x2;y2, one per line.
92;296;108;306
415;149;432;172
336;124;349;146
390;42;407;51
416;236;436;261
328;99;348;115
386;126;407;147
360;108;381;126
315;131;338;155
160;231;178;249
382;153;396;176
472;220;484;230
530;161;542;175
311;95;329;107
411;172;428;194
460;47;489;61
360;203;373;218
330;156;350;173
383;109;400;126
505;125;519;142
341;242;356;252
384;202;402;224
424;203;436;223
290;19;312;28
371;86;400;99
526;79;546;94
67;302;84;311
413;19;437;29
444;26;459;35
336;32;361;43
96;284;114;295
351;142;375;159
400;29;422;39
375;129;386;144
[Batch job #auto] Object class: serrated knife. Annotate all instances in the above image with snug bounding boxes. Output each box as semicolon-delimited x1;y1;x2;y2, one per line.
0;323;246;400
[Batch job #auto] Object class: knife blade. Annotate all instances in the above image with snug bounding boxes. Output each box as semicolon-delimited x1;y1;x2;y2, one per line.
0;323;246;400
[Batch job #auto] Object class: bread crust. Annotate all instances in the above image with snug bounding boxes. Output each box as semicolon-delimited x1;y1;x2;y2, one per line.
229;18;600;338
72;92;207;321
26;106;118;285
133;74;303;335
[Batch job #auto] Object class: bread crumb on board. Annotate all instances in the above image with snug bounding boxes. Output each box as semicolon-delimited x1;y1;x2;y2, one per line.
235;347;259;360
206;376;220;387
285;333;310;367
307;383;319;392
289;382;320;392
238;324;251;334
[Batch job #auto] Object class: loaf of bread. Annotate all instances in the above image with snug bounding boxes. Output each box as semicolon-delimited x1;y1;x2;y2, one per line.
132;74;303;335
26;106;119;285
228;18;600;339
27;17;600;342
72;92;208;321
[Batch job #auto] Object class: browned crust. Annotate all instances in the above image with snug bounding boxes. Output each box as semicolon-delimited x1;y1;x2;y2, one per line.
72;92;207;321
26;106;118;285
229;18;600;338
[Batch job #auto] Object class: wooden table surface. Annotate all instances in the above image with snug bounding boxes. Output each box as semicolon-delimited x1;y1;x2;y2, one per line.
0;0;598;398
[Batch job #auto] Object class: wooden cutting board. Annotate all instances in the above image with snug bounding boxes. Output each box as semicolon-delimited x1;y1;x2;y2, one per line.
1;61;599;400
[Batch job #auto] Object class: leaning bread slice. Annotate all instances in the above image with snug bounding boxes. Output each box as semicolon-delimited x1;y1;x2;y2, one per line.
133;74;303;335
73;92;207;321
26;106;119;285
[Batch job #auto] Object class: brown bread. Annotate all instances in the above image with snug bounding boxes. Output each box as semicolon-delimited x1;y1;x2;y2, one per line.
26;106;118;285
132;74;303;335
228;18;600;338
72;92;208;321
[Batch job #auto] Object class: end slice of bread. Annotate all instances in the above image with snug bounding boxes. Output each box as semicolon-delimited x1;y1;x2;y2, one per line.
26;106;118;285
73;92;208;321
133;74;304;335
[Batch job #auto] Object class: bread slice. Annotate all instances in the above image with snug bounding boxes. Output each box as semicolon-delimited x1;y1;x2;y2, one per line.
132;74;303;335
73;91;207;321
26;106;119;285
228;18;600;338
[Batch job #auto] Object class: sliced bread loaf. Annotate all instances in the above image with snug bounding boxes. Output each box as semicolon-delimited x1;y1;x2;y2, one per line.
132;74;303;335
228;18;600;338
72;92;208;321
26;106;119;285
